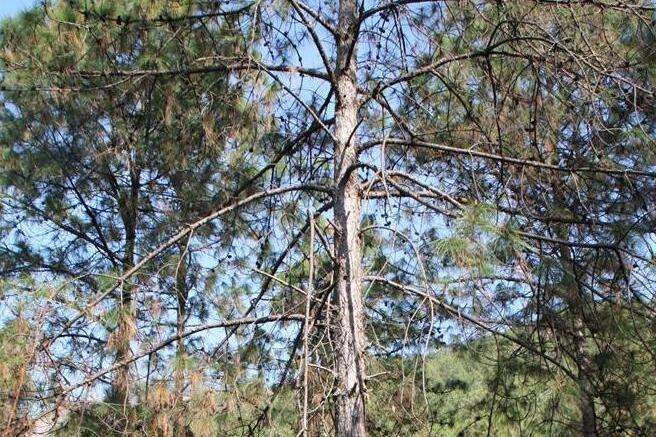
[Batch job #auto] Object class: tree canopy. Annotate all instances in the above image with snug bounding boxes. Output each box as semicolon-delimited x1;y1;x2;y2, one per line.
1;0;656;436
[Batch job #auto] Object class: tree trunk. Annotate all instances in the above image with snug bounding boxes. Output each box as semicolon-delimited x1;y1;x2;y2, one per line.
558;241;597;437
174;242;189;437
111;164;140;409
333;0;367;435
574;316;597;437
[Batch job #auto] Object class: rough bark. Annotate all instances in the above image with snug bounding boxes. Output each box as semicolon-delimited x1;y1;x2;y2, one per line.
333;0;367;435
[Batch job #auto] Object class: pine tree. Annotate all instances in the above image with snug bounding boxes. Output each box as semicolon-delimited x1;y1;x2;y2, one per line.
1;1;656;435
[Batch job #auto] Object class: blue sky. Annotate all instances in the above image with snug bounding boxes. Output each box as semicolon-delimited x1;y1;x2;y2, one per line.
0;0;36;19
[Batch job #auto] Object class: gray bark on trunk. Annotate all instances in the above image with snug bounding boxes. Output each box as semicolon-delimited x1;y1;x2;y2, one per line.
333;0;367;435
